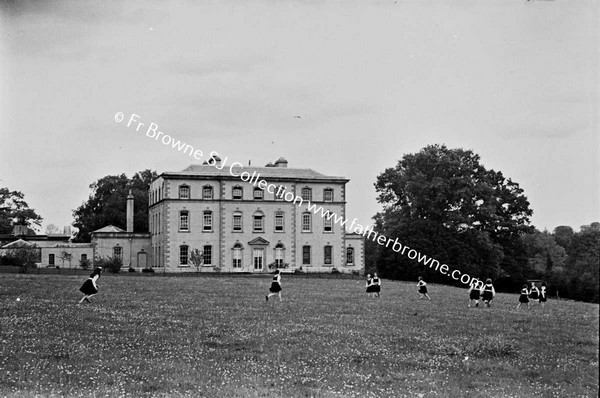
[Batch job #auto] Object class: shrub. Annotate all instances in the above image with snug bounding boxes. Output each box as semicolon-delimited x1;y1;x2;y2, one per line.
351;270;360;276
331;267;341;274
142;268;155;273
79;258;91;270
128;267;136;273
96;256;123;273
213;266;221;273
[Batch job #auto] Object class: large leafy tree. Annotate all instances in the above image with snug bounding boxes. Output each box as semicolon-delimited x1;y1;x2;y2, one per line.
0;187;43;234
373;144;533;286
72;170;157;242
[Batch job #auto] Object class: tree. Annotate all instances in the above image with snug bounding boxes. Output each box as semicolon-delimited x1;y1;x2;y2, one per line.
45;224;62;235
0;187;43;234
373;145;533;287
521;229;567;274
72;170;157;242
58;250;73;268
190;249;204;272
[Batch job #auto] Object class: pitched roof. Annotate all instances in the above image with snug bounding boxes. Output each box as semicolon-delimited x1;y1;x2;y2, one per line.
162;164;348;182
92;225;125;233
1;239;35;249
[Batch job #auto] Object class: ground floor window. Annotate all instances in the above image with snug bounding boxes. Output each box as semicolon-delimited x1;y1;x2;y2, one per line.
203;245;212;266
180;245;189;265
49;253;55;266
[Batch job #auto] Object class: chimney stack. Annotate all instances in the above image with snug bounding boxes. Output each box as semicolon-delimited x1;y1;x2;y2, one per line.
126;190;134;232
274;157;288;168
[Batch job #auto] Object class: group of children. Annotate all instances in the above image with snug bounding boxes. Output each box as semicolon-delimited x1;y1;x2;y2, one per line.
365;273;382;298
517;281;547;309
467;278;496;308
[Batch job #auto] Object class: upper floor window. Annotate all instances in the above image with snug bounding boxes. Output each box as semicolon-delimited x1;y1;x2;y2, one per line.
253;214;264;232
302;212;312;232
323;188;333;202
274;211;284;232
179;245;189;265
346;247;355;265
233;212;243;232
203;211;213;231
324;245;332;265
202;186;214;200
113;246;123;260
179;211;189;231
179;185;190;199
324;211;333;232
301;187;312;201
253;188;264;200
275;186;285;201
232;186;243;200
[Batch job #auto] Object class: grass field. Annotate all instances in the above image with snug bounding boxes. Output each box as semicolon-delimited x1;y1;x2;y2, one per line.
0;273;598;398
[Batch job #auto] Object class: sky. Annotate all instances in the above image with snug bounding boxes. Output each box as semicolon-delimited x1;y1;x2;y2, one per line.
0;0;598;234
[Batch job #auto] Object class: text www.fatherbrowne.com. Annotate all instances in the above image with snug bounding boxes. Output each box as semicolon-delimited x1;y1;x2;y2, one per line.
114;111;485;289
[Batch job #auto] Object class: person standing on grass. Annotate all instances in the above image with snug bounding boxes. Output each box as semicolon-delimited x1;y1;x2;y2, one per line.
417;276;431;300
266;270;282;302
539;282;548;308
467;281;481;307
480;278;496;307
78;267;102;304
372;273;381;298
529;282;540;304
365;273;374;298
517;284;530;310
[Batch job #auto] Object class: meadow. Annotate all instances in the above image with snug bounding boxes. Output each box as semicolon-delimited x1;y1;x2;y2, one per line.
0;273;598;398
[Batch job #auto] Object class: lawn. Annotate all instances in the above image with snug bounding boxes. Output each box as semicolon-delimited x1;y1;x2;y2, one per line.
0;273;598;397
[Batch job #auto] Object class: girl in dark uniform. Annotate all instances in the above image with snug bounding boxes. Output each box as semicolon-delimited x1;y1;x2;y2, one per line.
467;281;481;307
365;274;374;298
529;282;540;304
372;273;381;298
78;267;102;304
266;270;282;302
480;279;495;307
517;284;530;310
417;276;431;300
539;282;547;308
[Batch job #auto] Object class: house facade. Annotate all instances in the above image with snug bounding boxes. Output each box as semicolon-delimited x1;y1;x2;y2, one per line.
148;158;365;273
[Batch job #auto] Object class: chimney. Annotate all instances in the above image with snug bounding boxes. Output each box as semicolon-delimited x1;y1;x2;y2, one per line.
274;157;288;168
207;155;222;167
126;189;134;232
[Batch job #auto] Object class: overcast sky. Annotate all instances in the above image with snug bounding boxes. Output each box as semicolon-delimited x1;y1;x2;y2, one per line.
1;0;598;234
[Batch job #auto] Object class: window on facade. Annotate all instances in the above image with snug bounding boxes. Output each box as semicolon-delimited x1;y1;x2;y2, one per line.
275;186;285;201
180;245;189;265
81;254;87;262
180;211;189;231
324;189;333;202
179;186;190;199
232;186;243;200
302;245;311;265
253;214;264;232
253;188;264;200
346;247;355;265
49;253;55;266
302;212;311;232
324;211;333;232
203;211;213;231
324;245;332;265
275;212;284;232
301;187;312;201
202;186;213;200
275;245;284;267
203;245;212;265
233;212;243;232
113;246;123;260
232;244;243;268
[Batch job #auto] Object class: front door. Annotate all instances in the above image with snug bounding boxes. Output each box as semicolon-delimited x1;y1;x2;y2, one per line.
253;248;264;270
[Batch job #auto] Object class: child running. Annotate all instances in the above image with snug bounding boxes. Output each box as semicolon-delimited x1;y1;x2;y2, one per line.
480;279;496;307
467;281;481;307
517;284;530;310
372;273;381;298
266;270;283;302
417;276;431;300
539;282;547;308
78;267;102;304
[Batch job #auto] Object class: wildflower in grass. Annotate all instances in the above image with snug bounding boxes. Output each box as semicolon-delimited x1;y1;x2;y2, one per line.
517;284;531;310
480;278;495;307
78;267;103;304
417;277;431;300
266;270;282;302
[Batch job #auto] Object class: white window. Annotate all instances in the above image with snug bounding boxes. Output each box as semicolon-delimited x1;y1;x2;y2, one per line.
232;244;242;268
180;211;189;231
203;186;213;200
346;247;355;265
233;212;243;232
275;212;284;232
203;245;212;265
302;246;311;265
232;186;243;200
113;246;122;260
179;186;190;199
275;186;285;201
302;212;311;232
203;211;213;231
301;187;312;201
253;188;264;200
324;189;333;202
275;245;284;267
180;245;188;265
324;245;332;265
324;211;333;232
253;215;264;232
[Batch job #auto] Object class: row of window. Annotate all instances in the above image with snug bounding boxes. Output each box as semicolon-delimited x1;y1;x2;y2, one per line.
177;185;336;202
48;253;87;265
178;210;334;233
178;245;355;267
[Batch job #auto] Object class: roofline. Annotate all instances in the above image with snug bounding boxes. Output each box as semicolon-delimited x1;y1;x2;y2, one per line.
157;172;349;184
